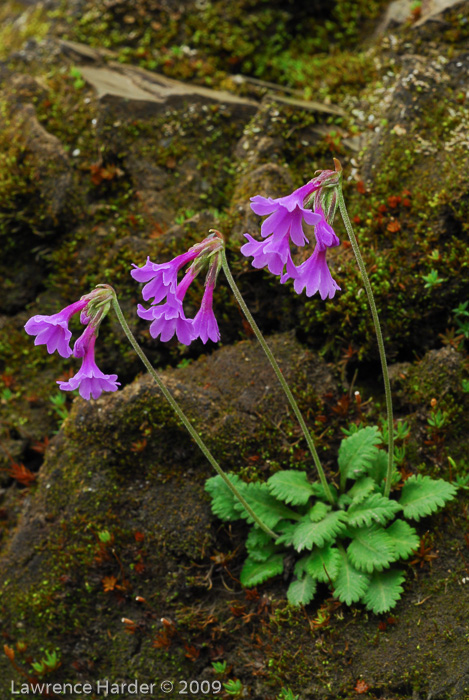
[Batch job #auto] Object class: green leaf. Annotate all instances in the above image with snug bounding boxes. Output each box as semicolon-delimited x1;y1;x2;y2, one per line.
292;511;348;552
246;527;278;562
367;450;400;492
240;554;284;587
267;470;315;506
287;574;317;606
303;545;341;583
308;501;331;522
347;476;376;503
347;525;397;573
347;493;401;528
362;569;406;614
205;474;245;521
367;449;388;487
311;482;339;503
385;520;420;560
399;474;457;521
233;482;300;529
274;521;297;547
338;426;381;486
333;550;371;605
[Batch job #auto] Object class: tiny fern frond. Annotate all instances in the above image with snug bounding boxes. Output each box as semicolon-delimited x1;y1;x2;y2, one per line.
267;470;315;506
361;569;406;614
398;475;457;521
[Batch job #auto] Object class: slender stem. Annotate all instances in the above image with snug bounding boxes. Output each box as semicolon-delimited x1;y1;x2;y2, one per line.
111;295;278;539
337;191;394;497
221;250;335;506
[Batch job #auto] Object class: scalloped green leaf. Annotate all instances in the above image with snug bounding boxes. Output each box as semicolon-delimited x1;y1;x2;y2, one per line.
267;470;315;506
246;527;278;562
292;511;348;552
368;450;400;493
385;519;420;560
233;482;300;529
347;525;397;573
347;493;401;528
367;449;388;488
338;426;382;486
348;476;376;503
399;474;457;521
311;482;339;503
303;545;341;583
361;569;406;614
274;521;297;547
205;474;245;521
240;554;284;587
308;501;331;522
333;550;371;605
287;574;317;606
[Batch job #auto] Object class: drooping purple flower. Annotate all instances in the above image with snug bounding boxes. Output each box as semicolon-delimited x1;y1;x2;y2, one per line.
132;233;225;346
72;320;95;358
281;206;341;298
192;283;220;343
24;299;89;358
57;335;120;400
130;249;201;304
243;176;342;299
242;182;321;278
251;180;322;246
137;270;195;345
241;232;295;277
286;247;341;299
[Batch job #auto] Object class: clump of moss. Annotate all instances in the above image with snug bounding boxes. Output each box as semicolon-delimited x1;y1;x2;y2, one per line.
0;2;50;60
58;0;387;99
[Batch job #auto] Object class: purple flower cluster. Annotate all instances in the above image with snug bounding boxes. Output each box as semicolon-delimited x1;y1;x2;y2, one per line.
241;173;341;300
25;289;120;401
131;233;223;346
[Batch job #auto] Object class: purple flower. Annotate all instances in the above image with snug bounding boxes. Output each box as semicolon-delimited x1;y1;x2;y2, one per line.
132;233;225;346
57;336;120;400
137;270;195;345
192;283;220;343
241;182;322;277
24;299;89;358
287;247;341;299
251;181;322;246
131;249;200;304
241;232;295;277
281;206;341;298
243;177;341;299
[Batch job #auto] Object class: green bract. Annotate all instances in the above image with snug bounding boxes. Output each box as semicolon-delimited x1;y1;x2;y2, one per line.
205;426;457;614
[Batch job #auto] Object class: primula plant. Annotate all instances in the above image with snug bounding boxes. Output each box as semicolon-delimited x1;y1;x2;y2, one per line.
205;425;456;613
24;159;457;614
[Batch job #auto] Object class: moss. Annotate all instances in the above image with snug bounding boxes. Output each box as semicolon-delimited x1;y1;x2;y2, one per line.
58;0;388;97
0;2;50;60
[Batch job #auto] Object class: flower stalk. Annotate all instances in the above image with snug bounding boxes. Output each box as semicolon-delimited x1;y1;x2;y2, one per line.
220;247;336;506
336;185;394;497
109;287;278;540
